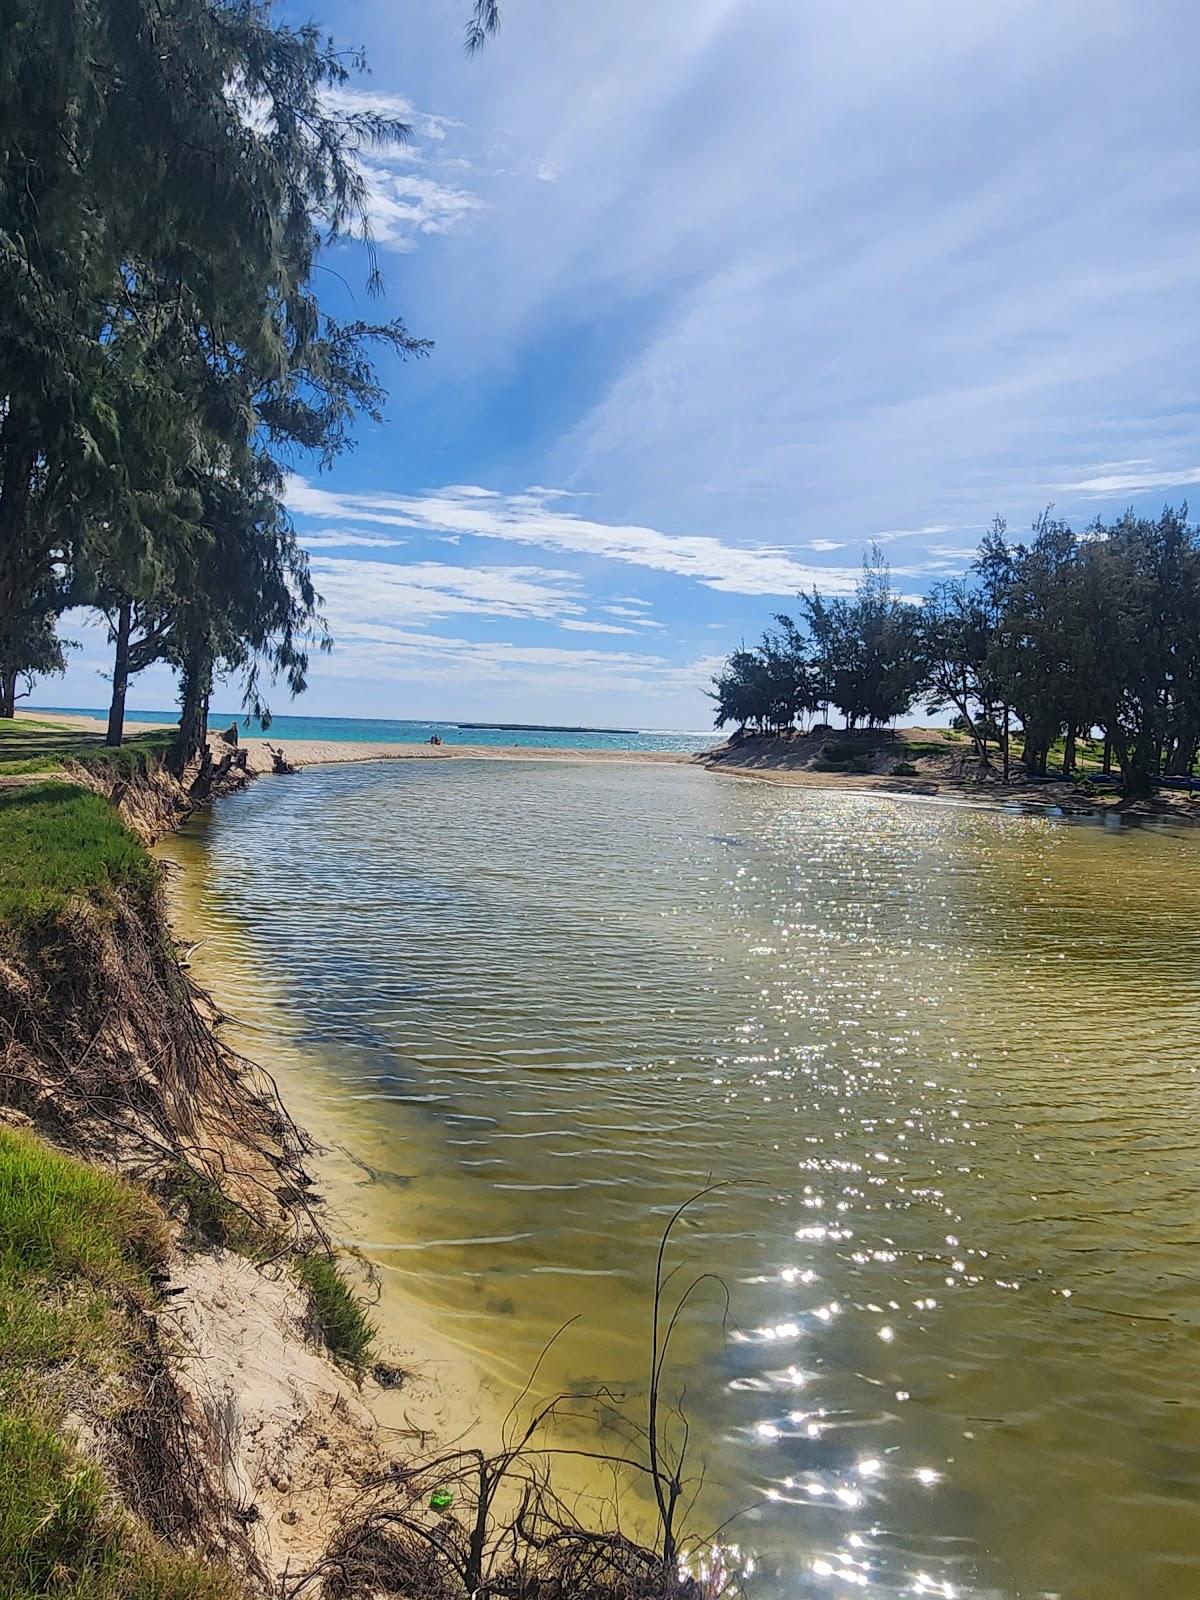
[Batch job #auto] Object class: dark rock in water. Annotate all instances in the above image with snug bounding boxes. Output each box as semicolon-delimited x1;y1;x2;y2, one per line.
372;1361;407;1389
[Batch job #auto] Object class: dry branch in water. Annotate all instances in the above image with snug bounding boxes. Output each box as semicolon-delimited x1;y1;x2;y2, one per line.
289;1191;743;1600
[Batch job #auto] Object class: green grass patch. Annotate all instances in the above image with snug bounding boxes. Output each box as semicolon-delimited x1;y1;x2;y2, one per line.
0;1126;240;1597
77;733;175;779
0;1127;168;1382
0;716;73;735
295;1252;375;1369
0;1127;167;1289
891;761;920;777
0;719;174;780
0;783;159;926
0;1409;238;1600
0;755;68;776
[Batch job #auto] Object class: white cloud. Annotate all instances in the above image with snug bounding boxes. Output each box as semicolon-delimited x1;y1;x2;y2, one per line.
321;86;461;145
1057;465;1200;495
287;477;862;597
361;168;484;249
299;528;404;549
319;618;719;703
558;618;638;634
603;603;663;627
308;556;586;624
315;85;482;251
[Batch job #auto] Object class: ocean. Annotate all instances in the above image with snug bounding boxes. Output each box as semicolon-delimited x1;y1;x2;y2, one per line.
33;707;720;754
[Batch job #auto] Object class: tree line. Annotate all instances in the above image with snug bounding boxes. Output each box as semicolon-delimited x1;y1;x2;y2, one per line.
711;507;1200;797
0;0;498;767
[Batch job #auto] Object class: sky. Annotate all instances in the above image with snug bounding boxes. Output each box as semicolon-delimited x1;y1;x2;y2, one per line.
51;0;1200;729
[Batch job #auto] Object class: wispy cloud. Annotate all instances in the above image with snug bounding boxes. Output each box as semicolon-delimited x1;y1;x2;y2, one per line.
558;618;638;635
320;616;721;703
307;556;586;624
361;169;484;250
287;477;863;597
1057;465;1200;495
321;86;461;144
603;603;663;627
299;528;404;549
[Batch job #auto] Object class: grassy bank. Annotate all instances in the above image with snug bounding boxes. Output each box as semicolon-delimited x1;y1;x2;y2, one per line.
0;778;378;1597
0;783;160;925
0;716;174;779
0;1125;237;1600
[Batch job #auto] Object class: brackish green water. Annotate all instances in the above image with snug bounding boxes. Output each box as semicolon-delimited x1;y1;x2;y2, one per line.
161;761;1200;1599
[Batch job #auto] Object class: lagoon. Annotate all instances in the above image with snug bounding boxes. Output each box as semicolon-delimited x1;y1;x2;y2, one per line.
161;759;1200;1599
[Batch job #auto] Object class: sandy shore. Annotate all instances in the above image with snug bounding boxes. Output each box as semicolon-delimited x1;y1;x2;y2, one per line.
27;708;1199;823
21;710;695;773
704;734;1200;824
157;823;503;1471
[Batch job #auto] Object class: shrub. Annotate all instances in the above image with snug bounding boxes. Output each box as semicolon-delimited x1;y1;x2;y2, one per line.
891;761;919;777
167;1164;267;1255
821;742;857;764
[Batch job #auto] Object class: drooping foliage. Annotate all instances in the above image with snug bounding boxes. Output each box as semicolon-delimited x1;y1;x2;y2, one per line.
0;0;503;756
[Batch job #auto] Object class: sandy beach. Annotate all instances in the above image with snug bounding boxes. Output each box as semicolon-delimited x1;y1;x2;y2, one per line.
23;708;1200;822
20;709;694;773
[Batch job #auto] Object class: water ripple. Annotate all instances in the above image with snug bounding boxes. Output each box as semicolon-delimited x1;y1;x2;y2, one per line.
162;760;1200;1600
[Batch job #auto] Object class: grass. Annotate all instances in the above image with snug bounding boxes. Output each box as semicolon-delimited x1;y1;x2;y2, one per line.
0;1410;238;1600
295;1251;376;1370
0;1127;167;1381
0;1127;167;1289
901;738;956;757
0;717;174;779
0;783;159;926
0;1129;234;1598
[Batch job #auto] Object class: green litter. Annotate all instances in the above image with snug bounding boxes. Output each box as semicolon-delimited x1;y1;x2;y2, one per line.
430;1489;455;1511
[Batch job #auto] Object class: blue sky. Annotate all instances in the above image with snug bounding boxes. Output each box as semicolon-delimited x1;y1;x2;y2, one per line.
53;0;1200;728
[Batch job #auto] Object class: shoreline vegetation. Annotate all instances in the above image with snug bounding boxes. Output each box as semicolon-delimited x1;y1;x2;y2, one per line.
0;721;744;1600
15;707;1200;826
709;510;1200;807
702;724;1200;824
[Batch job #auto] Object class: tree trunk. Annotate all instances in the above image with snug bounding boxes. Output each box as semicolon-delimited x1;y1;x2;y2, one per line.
106;600;132;747
170;635;213;778
1166;731;1199;777
1001;705;1011;785
1124;728;1158;798
1101;732;1112;775
0;669;16;720
0;421;39;678
1063;722;1077;776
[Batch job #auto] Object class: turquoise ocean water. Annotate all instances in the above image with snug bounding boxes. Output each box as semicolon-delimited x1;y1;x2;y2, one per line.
32;706;719;755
